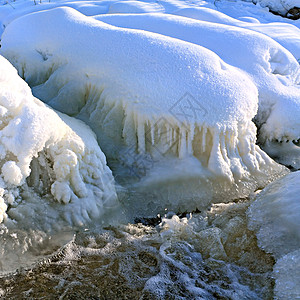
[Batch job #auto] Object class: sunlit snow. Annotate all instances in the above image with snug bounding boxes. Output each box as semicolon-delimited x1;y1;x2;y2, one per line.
0;0;299;298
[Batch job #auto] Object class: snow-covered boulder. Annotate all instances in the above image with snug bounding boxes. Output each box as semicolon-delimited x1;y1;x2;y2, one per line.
95;12;300;169
0;55;117;229
0;7;287;214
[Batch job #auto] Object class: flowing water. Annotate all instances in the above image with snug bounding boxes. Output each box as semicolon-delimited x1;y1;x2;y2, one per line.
0;199;275;299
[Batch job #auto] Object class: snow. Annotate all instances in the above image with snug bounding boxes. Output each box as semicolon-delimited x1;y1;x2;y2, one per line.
0;55;117;229
94;13;300;139
255;0;300;15
0;0;299;295
108;0;163;13
0;6;290;213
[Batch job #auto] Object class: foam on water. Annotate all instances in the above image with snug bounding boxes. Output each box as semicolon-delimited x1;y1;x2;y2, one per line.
0;201;275;299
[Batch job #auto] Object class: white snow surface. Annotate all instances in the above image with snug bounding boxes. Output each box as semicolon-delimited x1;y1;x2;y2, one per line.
0;55;117;229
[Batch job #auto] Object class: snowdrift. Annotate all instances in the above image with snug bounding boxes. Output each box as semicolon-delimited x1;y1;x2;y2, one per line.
0;55;117;229
0;7;288;214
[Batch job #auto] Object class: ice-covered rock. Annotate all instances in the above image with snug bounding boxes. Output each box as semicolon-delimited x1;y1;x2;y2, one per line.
0;7;287;214
0;55;117;229
248;171;300;259
248;171;300;299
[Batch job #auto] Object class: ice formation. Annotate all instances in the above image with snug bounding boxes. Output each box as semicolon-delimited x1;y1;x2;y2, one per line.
248;171;300;299
273;249;300;300
0;7;288;212
248;171;300;258
0;55;117;229
95;12;300;169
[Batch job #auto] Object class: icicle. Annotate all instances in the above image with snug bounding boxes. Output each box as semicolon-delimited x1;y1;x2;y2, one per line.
202;127;207;153
150;120;155;145
137;114;145;153
178;128;187;159
208;129;233;182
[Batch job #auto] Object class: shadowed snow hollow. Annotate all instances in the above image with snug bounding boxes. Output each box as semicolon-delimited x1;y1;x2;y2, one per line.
0;7;288;215
0;55;117;230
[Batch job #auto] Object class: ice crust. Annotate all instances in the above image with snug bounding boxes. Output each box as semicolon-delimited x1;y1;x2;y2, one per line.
248;171;300;259
0;0;299;295
0;55;117;228
273;249;300;300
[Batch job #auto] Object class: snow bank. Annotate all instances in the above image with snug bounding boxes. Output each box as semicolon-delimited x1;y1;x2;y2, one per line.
0;7;287;213
173;6;300;61
95;12;300;169
0;55;117;229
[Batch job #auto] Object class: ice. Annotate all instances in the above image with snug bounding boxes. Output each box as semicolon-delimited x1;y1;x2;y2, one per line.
247;171;300;300
248;171;300;259
0;7;288;214
0;55;117;229
273;249;300;300
0;201;274;298
95;12;300;169
0;0;299;294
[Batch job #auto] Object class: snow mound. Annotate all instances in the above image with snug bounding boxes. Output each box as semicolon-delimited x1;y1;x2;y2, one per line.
1;7;287;213
173;6;300;61
0;55;117;229
248;171;300;259
95;12;300;169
